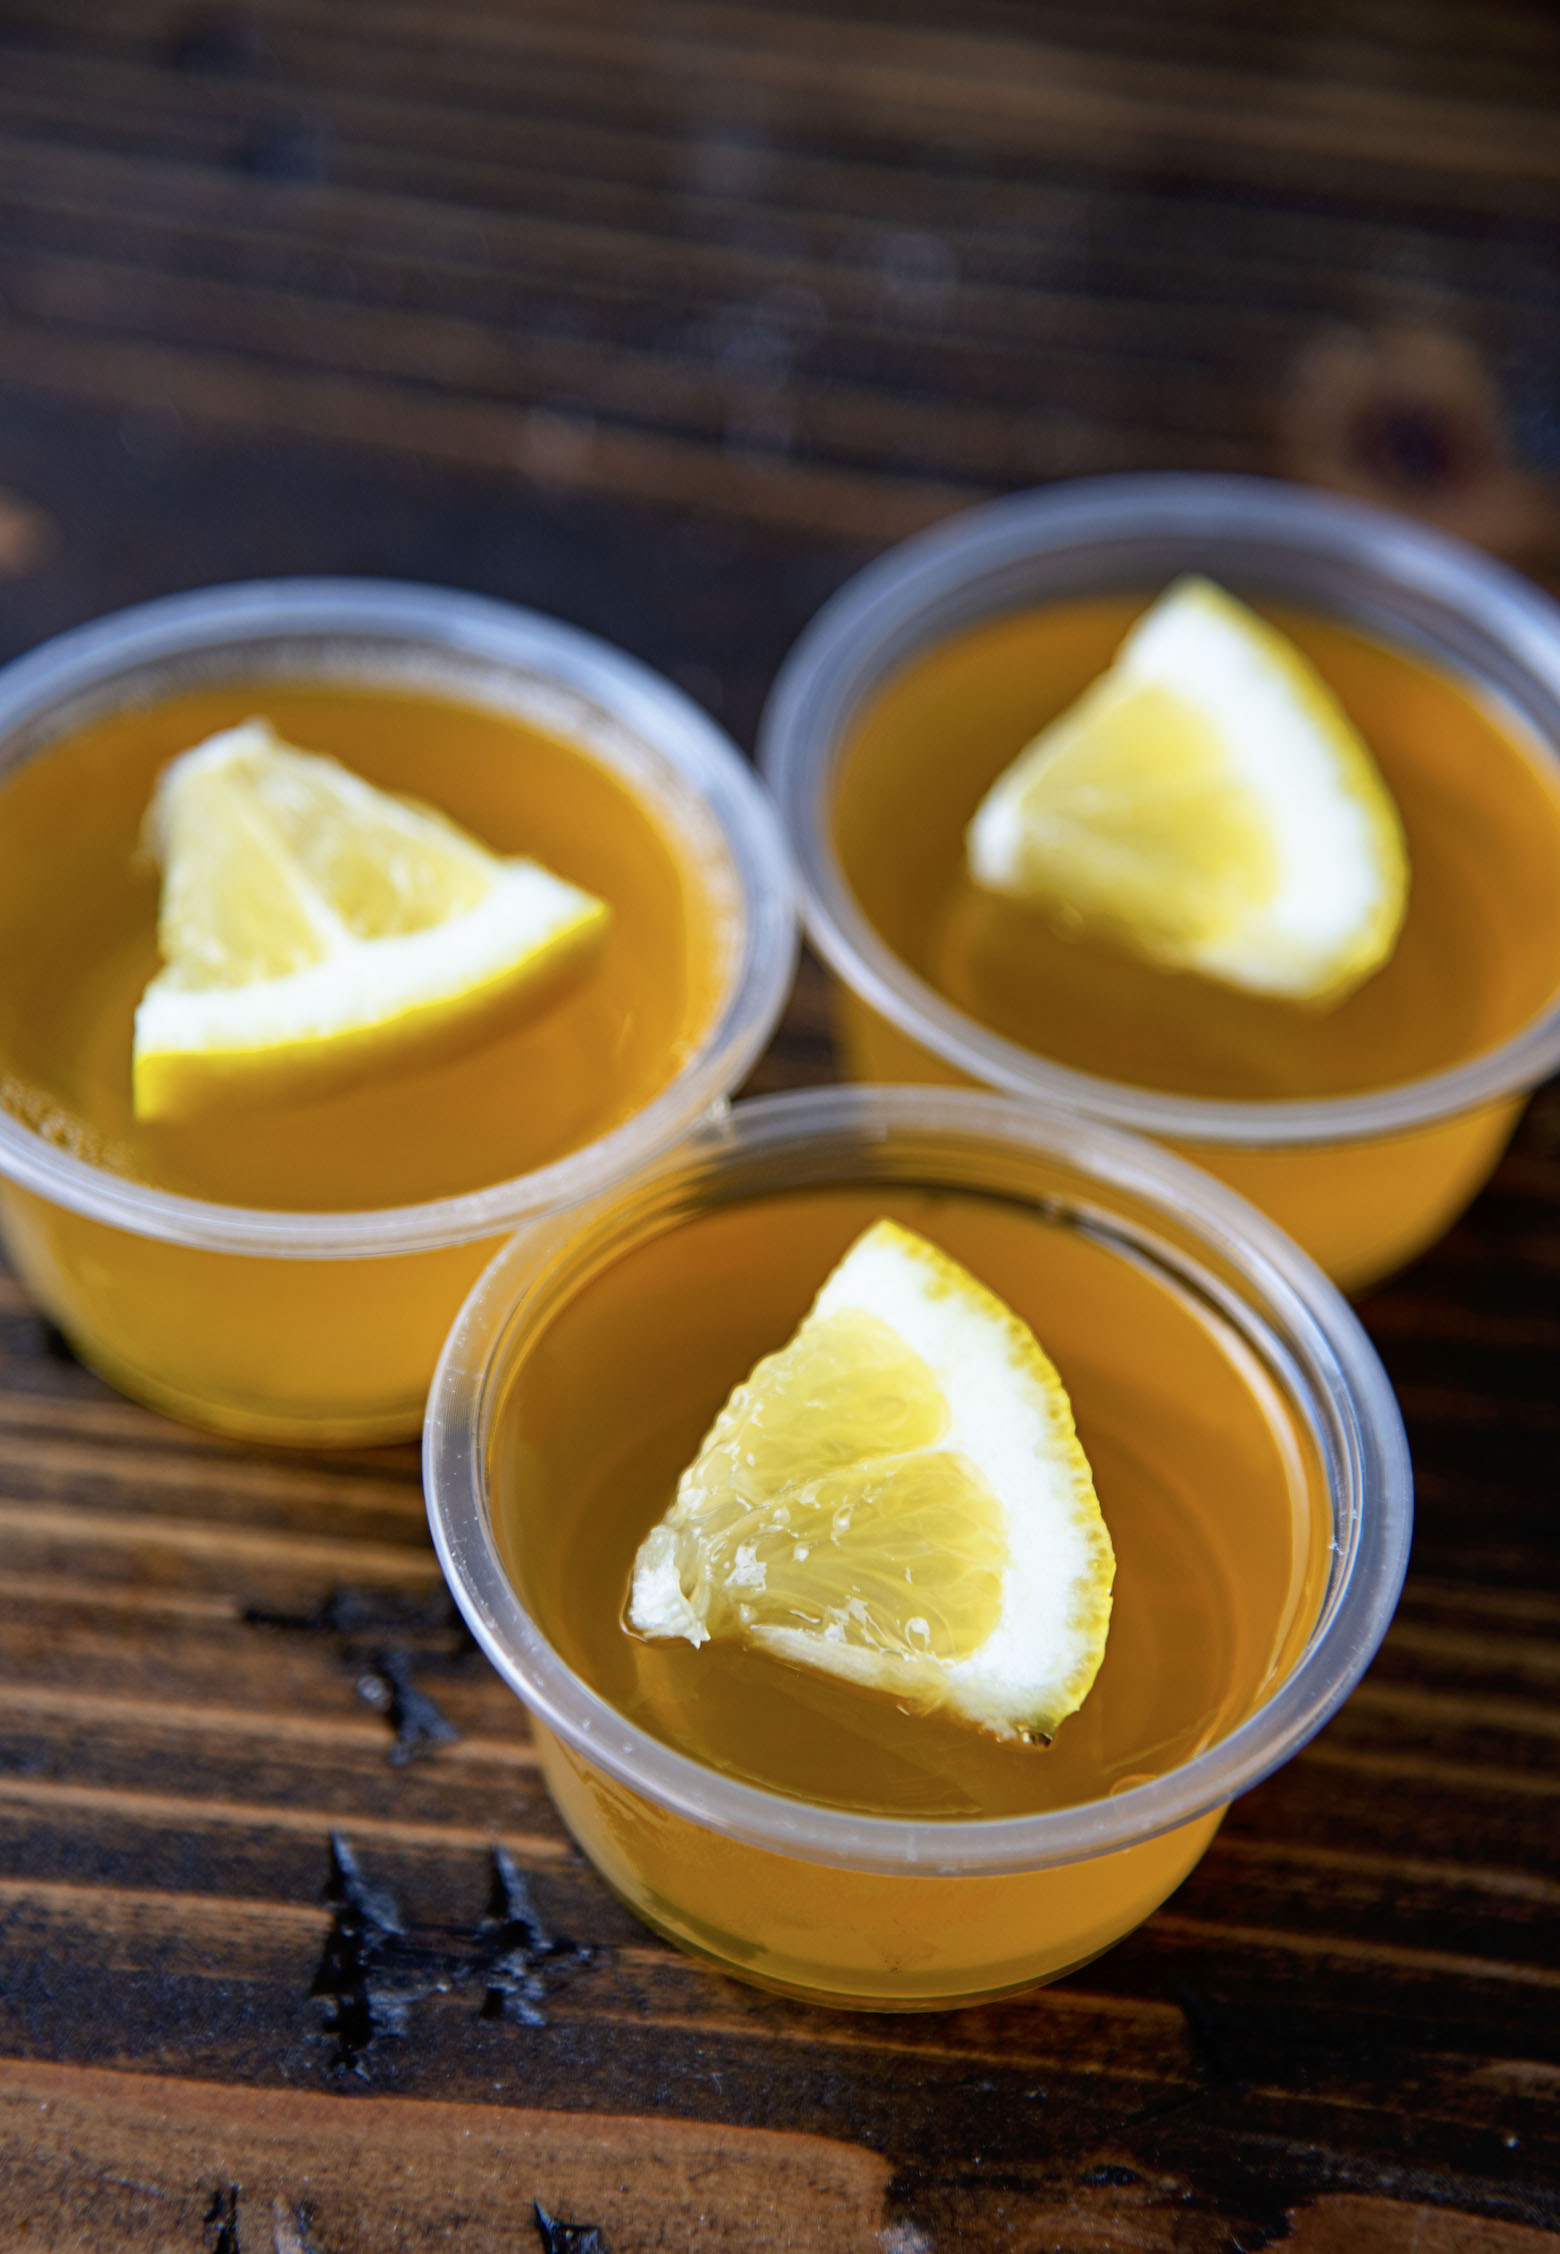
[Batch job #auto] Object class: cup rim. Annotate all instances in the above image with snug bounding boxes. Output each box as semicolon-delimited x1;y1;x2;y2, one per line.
758;473;1560;1148
0;577;796;1257
424;1083;1413;1876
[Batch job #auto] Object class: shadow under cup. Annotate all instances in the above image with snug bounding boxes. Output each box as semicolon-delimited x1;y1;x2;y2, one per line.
0;580;794;1444
759;476;1560;1293
424;1087;1411;2011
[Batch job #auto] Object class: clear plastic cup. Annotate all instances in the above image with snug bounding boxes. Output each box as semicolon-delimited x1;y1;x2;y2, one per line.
0;581;795;1443
759;475;1560;1291
425;1085;1411;2011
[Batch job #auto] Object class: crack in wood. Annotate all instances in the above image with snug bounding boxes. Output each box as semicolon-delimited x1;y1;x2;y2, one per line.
534;2199;610;2253
243;1582;479;1765
355;1645;462;1766
204;2184;241;2254
476;1844;598;2026
309;1834;602;2076
310;1834;441;2075
198;2185;326;2252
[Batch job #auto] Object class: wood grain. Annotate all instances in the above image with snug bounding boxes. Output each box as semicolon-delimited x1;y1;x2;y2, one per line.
2;0;1559;556
0;2;1557;2247
0;2057;892;2252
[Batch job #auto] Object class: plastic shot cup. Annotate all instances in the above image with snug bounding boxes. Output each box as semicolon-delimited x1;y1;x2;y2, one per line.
425;1085;1411;2011
0;581;794;1444
759;475;1560;1292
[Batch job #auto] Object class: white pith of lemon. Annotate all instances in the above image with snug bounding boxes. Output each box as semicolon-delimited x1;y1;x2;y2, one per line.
627;1218;1115;1743
966;576;1410;1006
132;719;609;1121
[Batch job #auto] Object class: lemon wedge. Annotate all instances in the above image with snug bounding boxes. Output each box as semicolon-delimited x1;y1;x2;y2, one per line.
628;1219;1114;1743
967;576;1409;1006
132;719;609;1121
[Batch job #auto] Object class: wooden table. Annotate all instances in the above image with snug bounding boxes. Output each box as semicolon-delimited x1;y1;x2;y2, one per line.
1;5;1557;2247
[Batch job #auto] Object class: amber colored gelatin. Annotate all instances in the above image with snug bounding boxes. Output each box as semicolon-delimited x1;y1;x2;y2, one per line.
831;599;1560;1289
534;1717;1224;2007
491;1180;1329;2002
0;678;729;1441
833;993;1525;1294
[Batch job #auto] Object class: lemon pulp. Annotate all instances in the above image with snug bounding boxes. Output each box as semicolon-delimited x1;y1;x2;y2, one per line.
967;576;1409;1006
629;1218;1114;1742
133;719;609;1120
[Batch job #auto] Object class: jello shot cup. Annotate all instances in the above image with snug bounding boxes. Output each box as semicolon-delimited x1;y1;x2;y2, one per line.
0;580;793;1443
425;1086;1411;2011
760;475;1560;1291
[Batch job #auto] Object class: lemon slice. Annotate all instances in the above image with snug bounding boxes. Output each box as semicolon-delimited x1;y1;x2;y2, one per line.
966;576;1409;1005
132;719;609;1121
628;1219;1114;1743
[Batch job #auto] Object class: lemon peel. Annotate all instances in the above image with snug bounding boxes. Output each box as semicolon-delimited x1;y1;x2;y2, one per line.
628;1218;1114;1743
967;576;1409;1006
132;719;609;1120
